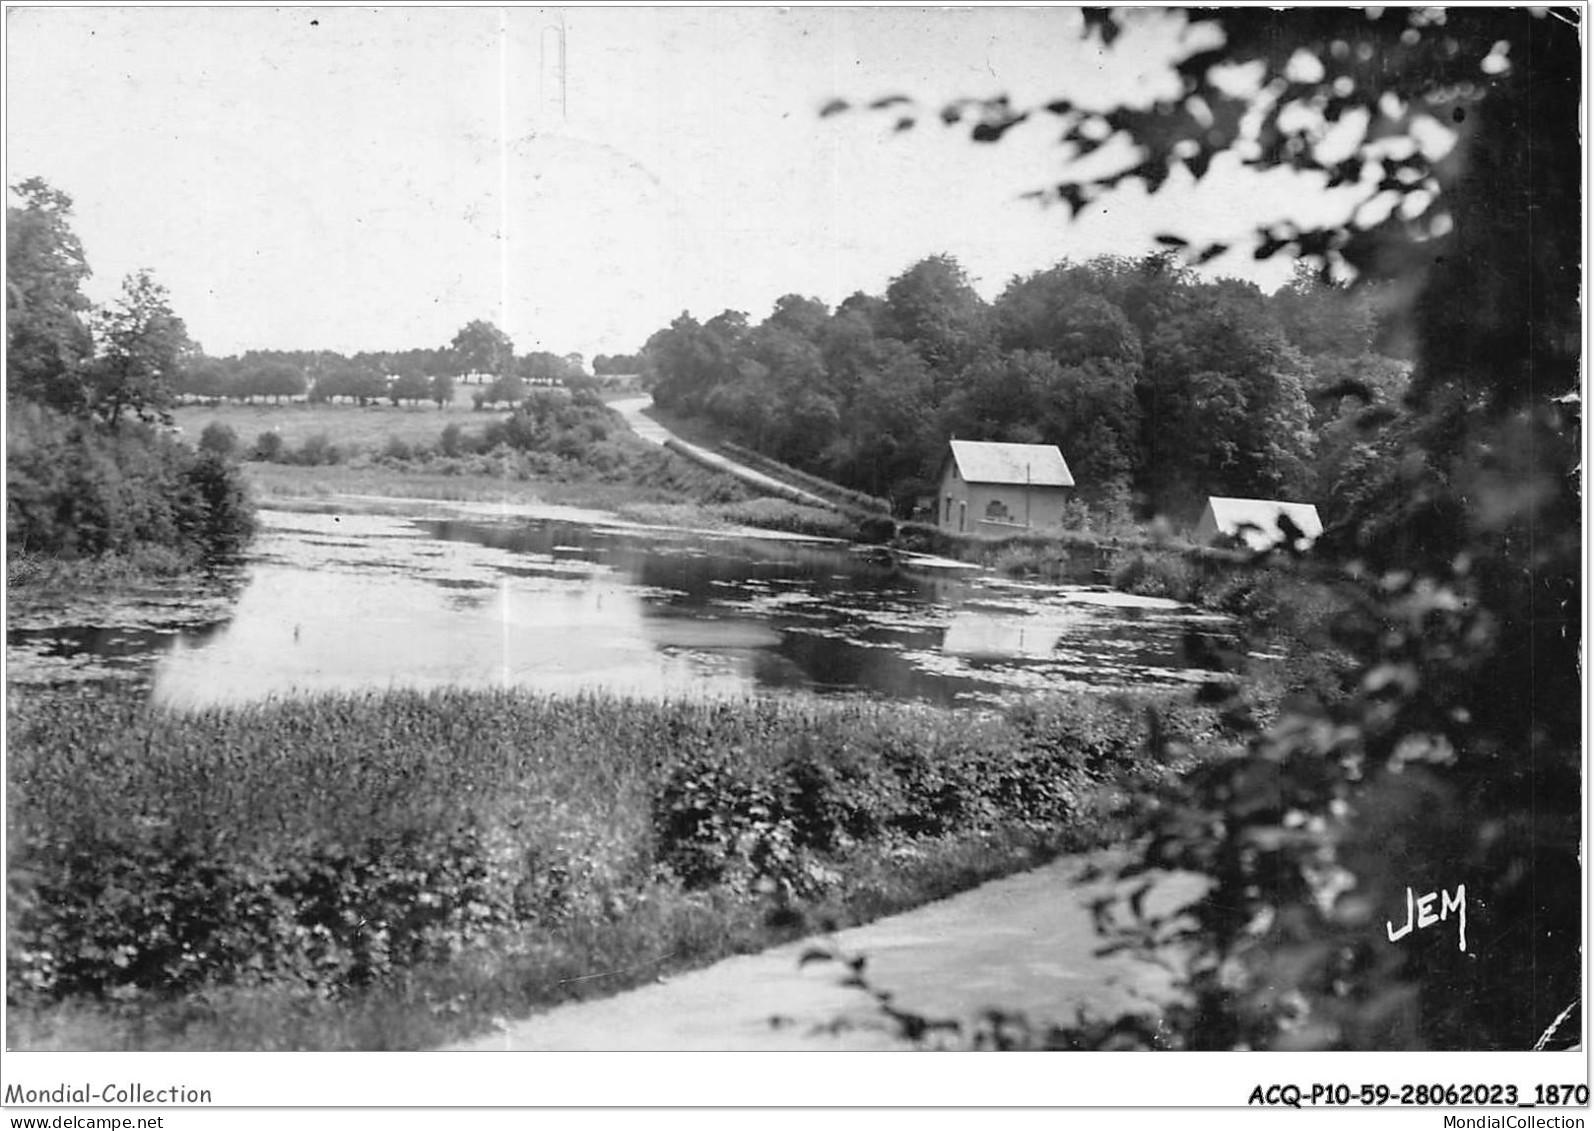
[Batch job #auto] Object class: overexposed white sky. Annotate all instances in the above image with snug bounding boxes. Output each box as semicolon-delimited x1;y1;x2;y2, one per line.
5;6;1364;361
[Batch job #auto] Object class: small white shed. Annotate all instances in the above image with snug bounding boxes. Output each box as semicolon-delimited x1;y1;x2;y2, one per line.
1195;497;1323;551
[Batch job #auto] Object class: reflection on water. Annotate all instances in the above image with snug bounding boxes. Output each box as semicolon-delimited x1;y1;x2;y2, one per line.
8;505;1235;708
943;613;1067;659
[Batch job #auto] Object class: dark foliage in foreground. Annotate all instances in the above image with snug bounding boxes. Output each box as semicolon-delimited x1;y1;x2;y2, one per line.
828;6;1582;1052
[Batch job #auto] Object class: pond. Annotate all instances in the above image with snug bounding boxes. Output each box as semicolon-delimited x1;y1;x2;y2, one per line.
7;502;1236;708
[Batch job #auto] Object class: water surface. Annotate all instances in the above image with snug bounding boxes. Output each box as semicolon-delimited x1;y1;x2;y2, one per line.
8;504;1233;708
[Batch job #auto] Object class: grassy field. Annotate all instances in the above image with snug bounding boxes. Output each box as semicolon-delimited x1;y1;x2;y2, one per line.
244;461;867;542
244;461;631;509
5;685;1221;1050
174;393;492;455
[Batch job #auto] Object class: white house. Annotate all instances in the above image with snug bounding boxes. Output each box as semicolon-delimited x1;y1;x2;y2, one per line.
1195;496;1323;551
937;440;1075;535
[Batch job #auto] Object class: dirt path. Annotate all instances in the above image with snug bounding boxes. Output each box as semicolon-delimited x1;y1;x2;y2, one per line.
609;395;837;510
444;851;1202;1051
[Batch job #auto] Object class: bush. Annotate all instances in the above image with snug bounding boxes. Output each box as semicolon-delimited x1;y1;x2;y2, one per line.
197;421;238;457
295;432;342;466
485;389;610;458
892;521;963;558
438;422;467;458
461;396;752;503
12;819;522;1000
173;450;257;555
650;693;1182;897
1109;549;1197;600
988;543;1072;581
6;403;256;562
252;431;284;462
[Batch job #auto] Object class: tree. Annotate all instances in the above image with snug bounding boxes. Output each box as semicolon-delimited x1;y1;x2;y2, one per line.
309;359;350;403
592;352;641;375
1270;260;1378;360
881;254;990;378
840;6;1581;1051
347;361;387;406
175;356;233;403
429;371;455;409
198;420;239;457
640;311;744;414
995;264;1141;367
1306;356;1412;531
1137;281;1315;513
1046;357;1140;504
7;178;94;413
836;290;889;338
386;350;428;384
389;371;431;405
86;270;193;428
939;348;1060;444
765;293;830;342
422;347;452;378
448;319;514;379
243;359;307;405
989;261;1145;506
517;350;582;385
831;342;936;503
478;371;526;409
740;319;838;463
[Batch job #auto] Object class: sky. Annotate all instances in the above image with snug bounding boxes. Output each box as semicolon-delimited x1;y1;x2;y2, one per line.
5;6;1370;363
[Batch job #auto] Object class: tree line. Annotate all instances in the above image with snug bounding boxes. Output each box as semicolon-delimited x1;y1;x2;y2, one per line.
638;251;1410;527
7;178;596;422
174;329;594;410
592;352;642;375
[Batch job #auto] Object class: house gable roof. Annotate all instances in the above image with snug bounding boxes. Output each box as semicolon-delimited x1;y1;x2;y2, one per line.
947;440;1075;487
1201;497;1323;550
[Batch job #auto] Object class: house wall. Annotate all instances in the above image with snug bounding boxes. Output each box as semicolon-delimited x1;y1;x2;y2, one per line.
937;464;1069;534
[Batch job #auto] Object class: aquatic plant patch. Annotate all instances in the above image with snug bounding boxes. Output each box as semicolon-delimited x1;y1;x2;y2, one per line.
6;685;1217;1047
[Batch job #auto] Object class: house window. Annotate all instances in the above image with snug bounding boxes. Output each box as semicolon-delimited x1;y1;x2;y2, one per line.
945;495;953;522
985;499;1011;522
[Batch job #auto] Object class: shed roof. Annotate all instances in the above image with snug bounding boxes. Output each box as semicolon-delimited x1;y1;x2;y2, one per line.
947;440;1074;487
1200;497;1323;550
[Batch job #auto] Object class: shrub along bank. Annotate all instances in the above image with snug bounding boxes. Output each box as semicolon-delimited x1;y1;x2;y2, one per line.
6;686;1222;1050
6;402;256;580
